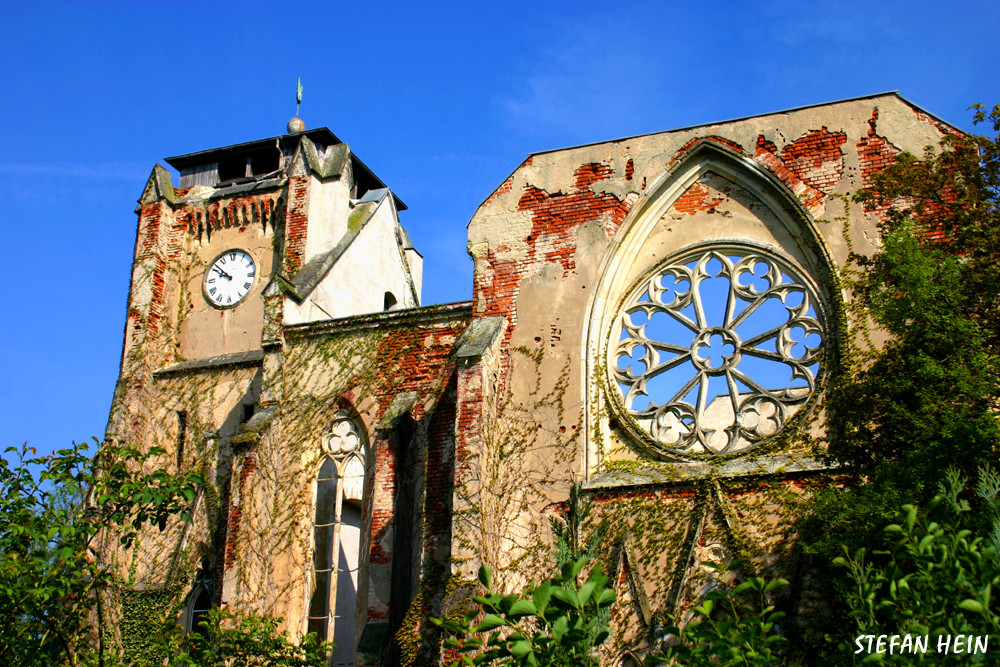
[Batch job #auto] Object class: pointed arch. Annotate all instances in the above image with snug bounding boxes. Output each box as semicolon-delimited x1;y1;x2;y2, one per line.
584;139;840;471
181;559;214;636
307;408;370;665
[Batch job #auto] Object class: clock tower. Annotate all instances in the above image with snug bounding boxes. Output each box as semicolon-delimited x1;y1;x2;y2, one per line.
104;122;425;651
114;123;421;388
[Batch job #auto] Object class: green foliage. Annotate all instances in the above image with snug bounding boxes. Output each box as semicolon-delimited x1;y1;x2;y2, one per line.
432;560;616;666
795;105;1000;653
826;221;1000;491
550;484;606;568
118;587;186;664
828;105;1000;495
833;469;1000;664
657;470;1000;665
161;608;333;667
0;440;202;666
657;574;790;667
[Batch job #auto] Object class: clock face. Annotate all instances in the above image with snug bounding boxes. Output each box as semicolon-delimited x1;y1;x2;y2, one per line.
204;249;256;308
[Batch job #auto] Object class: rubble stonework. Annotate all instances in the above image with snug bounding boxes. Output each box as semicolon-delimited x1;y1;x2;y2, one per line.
103;93;957;665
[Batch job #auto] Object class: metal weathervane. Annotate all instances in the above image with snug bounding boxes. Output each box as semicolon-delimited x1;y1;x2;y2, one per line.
296;77;303;116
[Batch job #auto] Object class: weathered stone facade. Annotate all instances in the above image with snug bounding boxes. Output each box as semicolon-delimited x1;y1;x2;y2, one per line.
103;93;958;665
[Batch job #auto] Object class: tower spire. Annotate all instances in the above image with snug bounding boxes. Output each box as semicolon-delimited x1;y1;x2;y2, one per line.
287;77;305;134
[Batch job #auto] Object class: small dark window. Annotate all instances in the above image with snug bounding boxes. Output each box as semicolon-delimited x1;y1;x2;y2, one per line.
242;403;256;424
217;154;248;184
249;149;279;177
383;292;397;311
186;560;214;637
190;588;213;637
176;411;187;469
218;148;281;185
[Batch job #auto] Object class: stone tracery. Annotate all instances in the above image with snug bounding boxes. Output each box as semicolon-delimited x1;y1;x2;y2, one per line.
611;245;825;458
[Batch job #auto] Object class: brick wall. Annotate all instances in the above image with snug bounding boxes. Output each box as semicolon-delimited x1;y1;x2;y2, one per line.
284;175;310;275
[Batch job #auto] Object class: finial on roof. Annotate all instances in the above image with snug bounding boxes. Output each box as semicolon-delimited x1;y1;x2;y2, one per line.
287;77;305;134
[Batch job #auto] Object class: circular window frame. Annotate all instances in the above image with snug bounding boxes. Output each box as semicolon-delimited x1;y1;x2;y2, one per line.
604;241;829;462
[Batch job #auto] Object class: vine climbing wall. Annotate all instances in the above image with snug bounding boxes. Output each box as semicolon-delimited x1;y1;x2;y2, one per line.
103;93;960;666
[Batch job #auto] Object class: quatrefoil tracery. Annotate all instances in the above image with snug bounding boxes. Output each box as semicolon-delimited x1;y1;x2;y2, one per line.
611;247;825;458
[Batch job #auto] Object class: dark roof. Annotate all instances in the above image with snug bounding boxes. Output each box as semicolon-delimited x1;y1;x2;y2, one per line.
164;126;406;211
164;128;341;170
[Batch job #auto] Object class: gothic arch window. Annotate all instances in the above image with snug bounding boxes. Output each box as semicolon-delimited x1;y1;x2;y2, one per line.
586;141;836;468
308;410;367;665
181;560;213;636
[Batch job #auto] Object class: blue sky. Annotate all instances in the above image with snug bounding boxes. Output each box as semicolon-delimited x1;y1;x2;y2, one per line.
1;0;998;455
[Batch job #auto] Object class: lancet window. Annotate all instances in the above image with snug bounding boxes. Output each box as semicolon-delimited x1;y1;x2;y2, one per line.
181;560;213;636
308;410;367;665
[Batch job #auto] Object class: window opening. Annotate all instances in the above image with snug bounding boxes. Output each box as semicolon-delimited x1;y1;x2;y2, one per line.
383;292;397;311
216;148;281;185
611;245;825;458
176;410;187;470
184;560;213;637
308;411;366;665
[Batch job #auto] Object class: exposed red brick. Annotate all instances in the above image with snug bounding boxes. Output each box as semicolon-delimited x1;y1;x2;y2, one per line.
755;135;778;156
780;127;847;195
284;175;310;274
223;451;257;570
483;175;514;208
856;108;902;220
753;148;827;211
914;110;962;137
671;182;725;215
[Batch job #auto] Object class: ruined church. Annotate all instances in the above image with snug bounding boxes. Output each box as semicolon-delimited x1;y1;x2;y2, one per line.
103;93;959;665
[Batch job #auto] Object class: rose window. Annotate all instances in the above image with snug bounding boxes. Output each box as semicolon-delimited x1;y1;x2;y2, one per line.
611;246;825;458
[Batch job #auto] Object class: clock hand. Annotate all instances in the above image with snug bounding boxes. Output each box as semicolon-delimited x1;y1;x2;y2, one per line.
213;267;233;280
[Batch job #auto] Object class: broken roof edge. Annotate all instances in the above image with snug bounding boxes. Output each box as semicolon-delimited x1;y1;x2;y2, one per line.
282;300;473;340
468;91;963;226
350;152;407;211
526;91;963;158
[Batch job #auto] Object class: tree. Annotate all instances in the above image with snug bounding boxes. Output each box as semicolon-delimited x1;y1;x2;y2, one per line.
0;441;340;667
828;104;1000;494
0;440;202;666
800;104;1000;551
793;104;1000;658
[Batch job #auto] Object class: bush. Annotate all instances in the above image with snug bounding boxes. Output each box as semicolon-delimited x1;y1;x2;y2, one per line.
432;559;615;666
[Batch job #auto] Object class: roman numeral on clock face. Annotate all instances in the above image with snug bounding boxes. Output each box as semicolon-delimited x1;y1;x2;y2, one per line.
205;249;256;308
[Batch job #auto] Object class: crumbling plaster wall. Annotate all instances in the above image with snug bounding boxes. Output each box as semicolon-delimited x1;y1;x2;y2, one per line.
106;166;284;595
176;196;279;360
220;306;470;644
460;94;957;648
467;94;953;474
